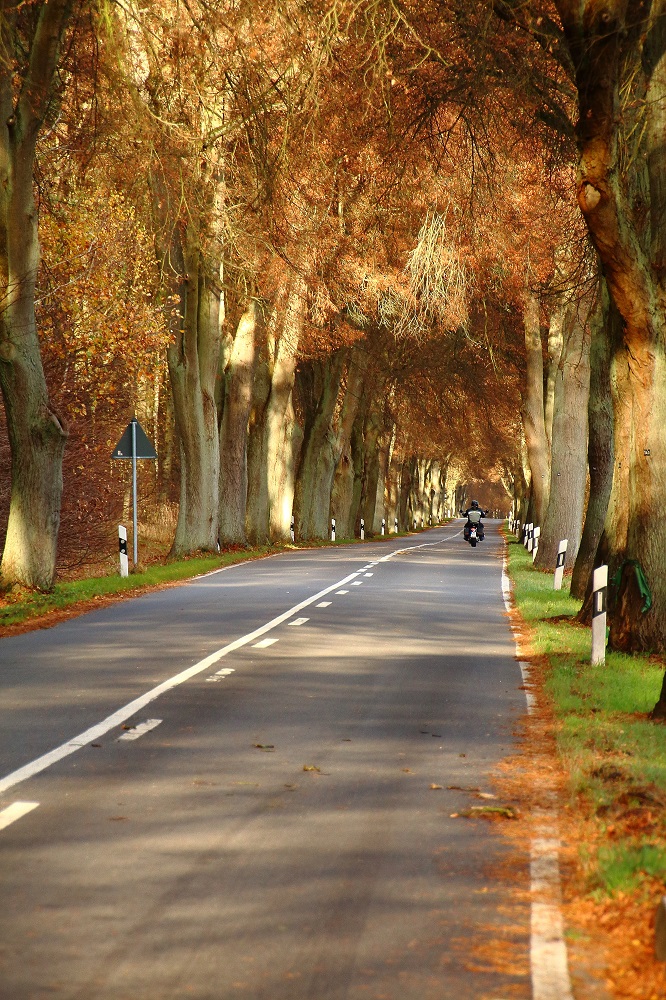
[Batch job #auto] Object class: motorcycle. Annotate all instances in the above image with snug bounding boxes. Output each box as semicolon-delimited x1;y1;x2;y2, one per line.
468;523;478;547
460;510;485;547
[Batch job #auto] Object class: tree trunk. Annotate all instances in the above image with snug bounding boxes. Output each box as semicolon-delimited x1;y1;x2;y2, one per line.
535;299;591;570
246;281;304;544
555;1;666;652
294;351;345;539
0;0;72;590
570;283;616;599
167;241;221;557
330;344;369;538
218;300;258;544
520;288;549;526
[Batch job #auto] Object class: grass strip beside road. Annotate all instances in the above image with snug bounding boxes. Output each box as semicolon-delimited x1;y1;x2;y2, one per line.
0;547;278;630
504;533;666;899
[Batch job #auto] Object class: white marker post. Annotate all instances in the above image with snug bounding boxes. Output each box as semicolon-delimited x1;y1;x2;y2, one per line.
290;516;295;543
118;525;129;577
532;526;540;562
527;524;535;553
591;565;608;666
331;518;336;542
360;518;365;540
381;518;385;536
524;522;533;549
394;517;398;533
554;539;568;590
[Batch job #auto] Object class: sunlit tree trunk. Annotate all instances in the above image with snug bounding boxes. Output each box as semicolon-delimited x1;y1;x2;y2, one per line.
571;283;616;599
246;281;304;543
535;299;591;570
520;289;549;526
218;299;258;544
556;0;666;653
0;0;72;591
167;236;221;557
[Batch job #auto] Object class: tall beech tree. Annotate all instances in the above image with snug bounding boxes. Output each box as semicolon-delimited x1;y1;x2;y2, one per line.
553;1;666;652
0;0;75;590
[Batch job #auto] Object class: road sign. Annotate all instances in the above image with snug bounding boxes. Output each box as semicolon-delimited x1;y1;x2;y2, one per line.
112;419;157;460
111;418;157;566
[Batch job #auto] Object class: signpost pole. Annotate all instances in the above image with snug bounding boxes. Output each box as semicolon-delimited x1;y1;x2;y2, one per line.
131;418;138;565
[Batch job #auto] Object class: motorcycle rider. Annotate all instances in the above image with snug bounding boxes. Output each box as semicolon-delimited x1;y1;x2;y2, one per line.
460;499;488;541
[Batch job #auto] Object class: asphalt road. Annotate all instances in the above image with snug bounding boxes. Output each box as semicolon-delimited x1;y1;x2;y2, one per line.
0;520;530;1000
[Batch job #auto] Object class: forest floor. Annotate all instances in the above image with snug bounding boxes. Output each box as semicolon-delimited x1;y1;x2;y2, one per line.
504;533;666;1000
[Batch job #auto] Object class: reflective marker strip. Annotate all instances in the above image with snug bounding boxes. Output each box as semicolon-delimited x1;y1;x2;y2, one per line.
117;719;162;742
0;802;39;832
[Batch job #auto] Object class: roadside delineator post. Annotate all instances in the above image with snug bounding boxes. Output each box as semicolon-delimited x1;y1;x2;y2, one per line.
554;539;568;590
532;526;541;562
331;518;336;542
118;525;129;578
394;516;398;533
290;516;295;543
591;564;608;666
381;518;385;536
360;517;365;540
527;524;535;553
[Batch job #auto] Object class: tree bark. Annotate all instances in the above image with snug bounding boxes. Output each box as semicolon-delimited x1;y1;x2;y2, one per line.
520;289;549;526
218;300;258;544
167;237;221;557
535;298;591;570
330;343;369;538
570;282;616;599
294;351;345;539
0;0;72;590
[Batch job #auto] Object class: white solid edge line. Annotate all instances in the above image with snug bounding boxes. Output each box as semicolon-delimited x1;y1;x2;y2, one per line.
0;535;453;798
0;801;39;831
501;547;574;1000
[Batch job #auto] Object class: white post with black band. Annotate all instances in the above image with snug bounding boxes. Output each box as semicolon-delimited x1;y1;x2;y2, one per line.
532;525;540;562
554;539;568;590
290;516;295;543
118;525;129;578
360;518;365;540
591;565;608;666
331;518;336;542
381;518;385;536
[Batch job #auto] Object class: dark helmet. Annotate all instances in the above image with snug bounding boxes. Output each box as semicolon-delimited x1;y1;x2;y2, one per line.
471;500;479;508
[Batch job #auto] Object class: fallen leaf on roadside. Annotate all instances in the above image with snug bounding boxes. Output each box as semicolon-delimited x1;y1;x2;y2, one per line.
475;792;497;800
430;784;443;790
453;805;519;820
303;765;320;772
447;785;480;792
253;744;275;751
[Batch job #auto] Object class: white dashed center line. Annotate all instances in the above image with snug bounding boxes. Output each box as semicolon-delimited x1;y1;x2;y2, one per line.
253;637;279;648
316;602;331;608
364;572;373;577
336;590;349;595
288;618;309;626
0;801;39;832
351;581;363;586
117;719;162;742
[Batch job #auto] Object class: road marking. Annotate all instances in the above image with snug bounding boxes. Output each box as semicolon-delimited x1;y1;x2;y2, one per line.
364;572;373;577
316;602;331;608
117;719;162;742
0;531;462;798
0;801;39;832
351;581;363;586
206;667;235;683
502;548;574;1000
336;590;349;595
288;618;309;626
253;637;278;648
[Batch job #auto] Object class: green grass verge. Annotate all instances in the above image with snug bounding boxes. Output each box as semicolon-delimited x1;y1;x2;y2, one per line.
504;530;666;898
0;547;278;628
